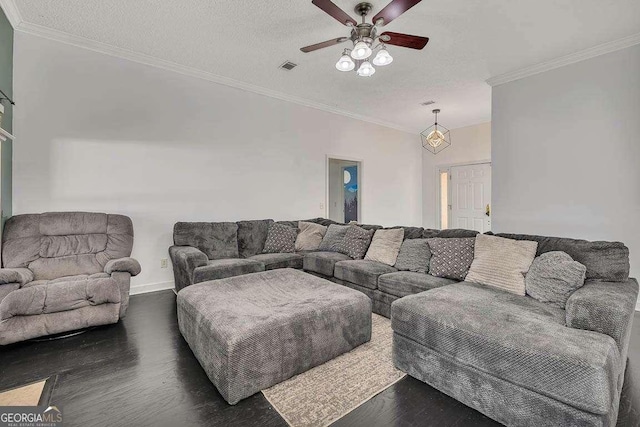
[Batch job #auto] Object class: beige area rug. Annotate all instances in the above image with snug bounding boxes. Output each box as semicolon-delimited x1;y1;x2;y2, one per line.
0;380;47;406
262;314;406;427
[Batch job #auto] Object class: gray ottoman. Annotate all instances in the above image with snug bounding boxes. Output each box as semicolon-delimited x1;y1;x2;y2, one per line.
177;268;372;404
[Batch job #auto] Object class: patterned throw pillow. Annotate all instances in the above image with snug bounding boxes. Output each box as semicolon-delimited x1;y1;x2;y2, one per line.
394;239;431;273
318;224;350;252
295;221;327;251
525;251;587;308
466;234;538;295
335;225;374;259
263;223;298;254
427;237;475;280
365;228;405;266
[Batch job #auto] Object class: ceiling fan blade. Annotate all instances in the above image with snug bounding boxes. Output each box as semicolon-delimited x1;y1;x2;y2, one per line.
300;37;349;53
380;32;429;49
311;0;358;26
372;0;422;26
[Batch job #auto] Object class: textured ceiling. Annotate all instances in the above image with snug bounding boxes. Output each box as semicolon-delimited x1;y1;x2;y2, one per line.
12;0;640;131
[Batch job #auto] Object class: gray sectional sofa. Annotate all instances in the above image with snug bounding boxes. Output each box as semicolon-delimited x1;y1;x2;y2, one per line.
0;212;141;345
169;217;637;426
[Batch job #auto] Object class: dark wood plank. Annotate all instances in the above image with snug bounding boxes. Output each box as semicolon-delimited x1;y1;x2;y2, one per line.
1;291;639;427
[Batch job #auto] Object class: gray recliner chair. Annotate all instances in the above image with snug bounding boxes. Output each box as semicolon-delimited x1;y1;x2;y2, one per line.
0;212;141;345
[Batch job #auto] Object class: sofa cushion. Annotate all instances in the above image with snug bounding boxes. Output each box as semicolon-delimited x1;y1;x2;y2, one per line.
24;272;111;288
391;282;620;414
394;239;431;273
174;222;239;260
0;277;121;320
192;259;264;284
303;251;351;277
3;213;134;280
495;232;629;282
427;237;475;280
318;224;350;252
378;272;457;298
389;226;424;240
0;283;20;303
334;260;397;290
365;228;404;266
249;253;303;270
526;251;587;308
295;221;327;251
263;223;298;254
435;229;480;238
335;225;374;259
236;219;274;258
466;234;538;296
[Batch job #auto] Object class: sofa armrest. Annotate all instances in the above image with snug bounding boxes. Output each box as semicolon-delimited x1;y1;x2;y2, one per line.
169;246;209;292
566;279;638;357
0;268;34;286
104;257;142;276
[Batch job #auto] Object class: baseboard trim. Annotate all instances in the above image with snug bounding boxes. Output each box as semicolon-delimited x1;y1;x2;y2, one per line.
130;281;174;296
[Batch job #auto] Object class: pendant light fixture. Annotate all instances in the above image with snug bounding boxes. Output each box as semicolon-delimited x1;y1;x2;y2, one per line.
356;60;376;77
421;109;451;154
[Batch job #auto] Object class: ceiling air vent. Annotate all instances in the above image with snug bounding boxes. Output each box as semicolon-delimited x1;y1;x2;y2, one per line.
279;61;298;71
420;100;435;106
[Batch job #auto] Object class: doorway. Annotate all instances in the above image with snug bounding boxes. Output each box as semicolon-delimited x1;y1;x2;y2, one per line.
438;162;491;232
327;157;361;223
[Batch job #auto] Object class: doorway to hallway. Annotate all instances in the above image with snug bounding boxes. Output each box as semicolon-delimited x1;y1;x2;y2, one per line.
327;157;361;223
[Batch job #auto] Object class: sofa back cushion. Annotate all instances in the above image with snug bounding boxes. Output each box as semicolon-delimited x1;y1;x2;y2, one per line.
495;233;629;282
318;224;350;252
173;222;238;260
389;226;425;240
236;219;273;258
2;212;134;280
394;239;431;273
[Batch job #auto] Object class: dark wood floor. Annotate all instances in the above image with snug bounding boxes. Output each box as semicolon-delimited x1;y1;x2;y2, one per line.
1;290;639;427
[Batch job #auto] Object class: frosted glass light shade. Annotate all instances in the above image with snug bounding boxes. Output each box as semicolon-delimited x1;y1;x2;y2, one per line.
373;48;393;66
356;61;376;77
351;41;372;60
335;54;355;71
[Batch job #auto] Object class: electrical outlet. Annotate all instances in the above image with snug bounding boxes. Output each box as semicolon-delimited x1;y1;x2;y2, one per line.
160;258;168;269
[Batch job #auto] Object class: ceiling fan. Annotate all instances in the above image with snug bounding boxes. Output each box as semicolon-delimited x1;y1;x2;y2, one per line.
301;0;429;77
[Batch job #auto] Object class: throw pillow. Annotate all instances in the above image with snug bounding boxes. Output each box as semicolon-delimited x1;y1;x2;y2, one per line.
263;223;298;254
365;228;404;266
394;239;431;273
318;224;350;252
525;251;587;308
335;225;374;259
465;234;538;295
295;221;327;251
427;237;475;280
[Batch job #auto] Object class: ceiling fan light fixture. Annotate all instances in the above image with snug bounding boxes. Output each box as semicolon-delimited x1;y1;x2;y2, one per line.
356;60;376;77
335;52;356;71
351;40;372;60
372;47;393;66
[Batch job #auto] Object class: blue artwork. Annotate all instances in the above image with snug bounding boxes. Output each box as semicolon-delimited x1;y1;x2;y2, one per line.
343;165;358;223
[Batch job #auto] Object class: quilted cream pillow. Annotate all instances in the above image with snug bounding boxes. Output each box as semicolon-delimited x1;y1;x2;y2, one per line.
295;221;327;251
466;234;538;295
364;228;404;266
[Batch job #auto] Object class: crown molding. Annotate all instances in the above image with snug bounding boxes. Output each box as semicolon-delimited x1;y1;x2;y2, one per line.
0;0;23;29
14;21;414;134
487;32;640;87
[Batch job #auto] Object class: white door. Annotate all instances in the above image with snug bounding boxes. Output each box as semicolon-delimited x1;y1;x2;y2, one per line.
450;163;491;232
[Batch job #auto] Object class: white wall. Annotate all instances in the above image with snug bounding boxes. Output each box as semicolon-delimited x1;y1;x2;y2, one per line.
12;33;423;292
422;122;491;228
492;44;640;285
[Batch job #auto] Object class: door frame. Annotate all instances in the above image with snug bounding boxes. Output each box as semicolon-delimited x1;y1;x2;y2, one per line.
326;155;363;222
435;159;491;230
